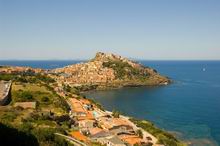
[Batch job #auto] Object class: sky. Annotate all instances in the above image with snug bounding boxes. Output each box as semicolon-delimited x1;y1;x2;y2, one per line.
0;0;220;60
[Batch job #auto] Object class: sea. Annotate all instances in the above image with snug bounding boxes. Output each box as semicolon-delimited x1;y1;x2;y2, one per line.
0;60;220;146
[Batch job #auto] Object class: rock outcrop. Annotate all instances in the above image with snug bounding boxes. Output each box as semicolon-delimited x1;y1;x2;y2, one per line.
52;52;170;89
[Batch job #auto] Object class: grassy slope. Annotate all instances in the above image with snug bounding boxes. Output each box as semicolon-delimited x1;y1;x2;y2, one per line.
0;73;72;146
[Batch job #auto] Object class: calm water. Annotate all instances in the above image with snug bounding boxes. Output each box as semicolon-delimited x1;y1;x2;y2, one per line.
1;60;220;146
85;61;220;146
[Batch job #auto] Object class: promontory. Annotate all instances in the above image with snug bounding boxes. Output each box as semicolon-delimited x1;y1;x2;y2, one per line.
51;52;170;90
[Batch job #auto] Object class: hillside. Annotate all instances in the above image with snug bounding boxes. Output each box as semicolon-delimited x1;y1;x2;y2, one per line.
52;52;170;89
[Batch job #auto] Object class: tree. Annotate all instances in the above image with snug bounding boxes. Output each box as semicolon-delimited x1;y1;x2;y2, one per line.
112;110;120;118
136;129;143;138
20;91;33;101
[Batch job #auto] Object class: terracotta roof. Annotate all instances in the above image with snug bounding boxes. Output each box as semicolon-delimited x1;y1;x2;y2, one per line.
79;99;91;105
70;131;88;142
98;117;131;129
119;135;143;145
88;127;103;136
69;98;95;120
69;98;86;113
113;118;131;126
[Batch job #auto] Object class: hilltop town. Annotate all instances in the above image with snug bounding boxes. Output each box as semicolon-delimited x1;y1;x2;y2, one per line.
51;52;170;90
0;53;185;146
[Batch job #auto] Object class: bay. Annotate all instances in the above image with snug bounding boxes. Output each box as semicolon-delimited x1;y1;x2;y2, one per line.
1;60;220;146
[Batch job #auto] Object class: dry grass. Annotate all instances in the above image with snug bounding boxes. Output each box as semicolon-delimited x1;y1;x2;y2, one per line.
12;83;51;93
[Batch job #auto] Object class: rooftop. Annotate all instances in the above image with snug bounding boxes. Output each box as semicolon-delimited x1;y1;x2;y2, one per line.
88;127;103;136
119;134;143;145
70;131;88;142
108;136;125;145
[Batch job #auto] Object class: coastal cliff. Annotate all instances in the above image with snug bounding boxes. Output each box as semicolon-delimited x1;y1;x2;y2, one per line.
52;52;170;89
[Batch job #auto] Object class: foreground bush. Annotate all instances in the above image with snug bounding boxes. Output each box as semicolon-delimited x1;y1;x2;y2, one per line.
0;122;39;146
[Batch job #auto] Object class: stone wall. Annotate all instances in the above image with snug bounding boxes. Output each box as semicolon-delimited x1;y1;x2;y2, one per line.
0;81;12;106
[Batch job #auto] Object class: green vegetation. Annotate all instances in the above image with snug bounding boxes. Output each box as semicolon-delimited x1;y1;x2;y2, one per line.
41;96;50;102
1;112;18;123
87;98;105;111
13;90;34;102
15;122;72;146
0;72;71;146
0;74;17;81
11;82;69;113
112;109;120;118
0;122;39;146
130;118;186;146
0;73;55;83
75;84;98;92
102;60;148;79
31;127;68;146
63;84;80;95
54;95;70;112
136;129;143;138
35;74;55;84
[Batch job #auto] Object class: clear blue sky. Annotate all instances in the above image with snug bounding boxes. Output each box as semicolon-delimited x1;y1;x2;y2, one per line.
0;0;220;60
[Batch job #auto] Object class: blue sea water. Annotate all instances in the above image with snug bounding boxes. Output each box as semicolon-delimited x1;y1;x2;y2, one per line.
85;61;220;146
0;60;220;146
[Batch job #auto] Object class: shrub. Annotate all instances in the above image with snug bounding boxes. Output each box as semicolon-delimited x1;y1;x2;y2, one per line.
18;122;33;133
102;61;147;79
0;122;39;146
136;129;143;138
0;74;15;81
54;96;70;112
32;127;67;145
88;98;105;111
41;96;50;102
13;90;34;102
1;112;17;123
112;110;120;118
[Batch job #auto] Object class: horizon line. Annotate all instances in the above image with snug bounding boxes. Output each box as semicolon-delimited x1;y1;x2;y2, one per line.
0;59;220;61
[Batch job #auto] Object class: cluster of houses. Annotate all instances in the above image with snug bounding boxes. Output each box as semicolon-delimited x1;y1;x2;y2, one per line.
67;97;155;146
0;66;43;74
53;60;116;85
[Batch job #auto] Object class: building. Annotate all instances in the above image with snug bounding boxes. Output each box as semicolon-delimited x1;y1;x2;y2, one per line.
0;80;12;106
97;116;132;130
78;120;95;128
106;136;126;146
69;98;95;120
118;134;144;146
70;131;88;142
109;125;135;135
69;98;87;116
88;127;103;136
